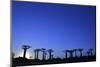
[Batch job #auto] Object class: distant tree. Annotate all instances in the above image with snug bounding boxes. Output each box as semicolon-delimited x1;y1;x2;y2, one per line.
68;50;74;58
73;49;77;57
36;49;41;59
63;50;69;59
86;51;91;56
47;49;54;60
51;55;53;59
34;49;37;60
78;49;83;57
41;48;46;60
34;49;41;60
88;48;93;56
44;52;47;60
22;45;31;58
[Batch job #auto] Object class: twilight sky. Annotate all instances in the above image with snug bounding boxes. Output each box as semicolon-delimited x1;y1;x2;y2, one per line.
12;1;96;59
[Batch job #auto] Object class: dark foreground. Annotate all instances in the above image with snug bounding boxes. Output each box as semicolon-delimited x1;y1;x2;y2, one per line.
12;55;96;67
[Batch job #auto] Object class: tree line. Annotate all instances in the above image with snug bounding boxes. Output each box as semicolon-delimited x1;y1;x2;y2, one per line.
12;45;95;60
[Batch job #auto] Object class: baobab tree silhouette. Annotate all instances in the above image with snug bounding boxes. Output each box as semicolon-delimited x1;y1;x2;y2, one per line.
41;48;46;60
88;48;93;56
44;52;47;60
63;50;69;59
12;47;96;66
36;49;41;60
78;49;83;57
51;55;53;59
47;49;54;60
68;50;74;58
86;51;91;56
34;49;37;60
73;49;77;57
22;45;31;58
34;49;41;60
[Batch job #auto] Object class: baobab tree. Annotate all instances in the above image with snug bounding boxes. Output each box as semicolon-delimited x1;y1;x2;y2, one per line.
63;50;69;59
34;49;37;60
36;49;41;60
22;45;31;58
34;49;41;60
51;55;53;59
41;48;46;60
68;50;74;58
44;52;47;60
73;49;77;57
78;49;83;57
88;48;93;56
47;49;53;60
86;51;91;56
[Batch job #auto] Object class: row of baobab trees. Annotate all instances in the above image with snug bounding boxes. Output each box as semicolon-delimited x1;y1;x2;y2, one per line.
12;45;95;60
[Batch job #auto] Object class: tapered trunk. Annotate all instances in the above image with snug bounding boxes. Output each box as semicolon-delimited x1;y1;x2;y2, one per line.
65;52;67;59
23;49;27;58
34;51;37;59
37;51;39;59
42;51;45;60
51;55;53;59
90;51;93;56
44;53;46;60
49;52;52;60
87;52;90;56
70;52;73;58
69;51;73;58
80;51;82;57
75;51;77;57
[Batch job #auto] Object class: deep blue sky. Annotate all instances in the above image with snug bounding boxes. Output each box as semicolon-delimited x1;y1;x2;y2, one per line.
12;1;96;59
